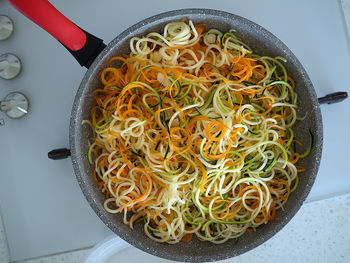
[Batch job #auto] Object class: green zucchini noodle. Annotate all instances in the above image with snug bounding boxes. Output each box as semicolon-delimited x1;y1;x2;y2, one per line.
88;20;309;244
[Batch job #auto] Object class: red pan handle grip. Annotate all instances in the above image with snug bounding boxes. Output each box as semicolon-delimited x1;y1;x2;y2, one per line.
6;0;105;68
6;0;86;51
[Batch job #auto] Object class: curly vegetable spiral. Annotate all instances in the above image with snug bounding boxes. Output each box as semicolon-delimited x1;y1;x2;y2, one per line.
88;20;309;244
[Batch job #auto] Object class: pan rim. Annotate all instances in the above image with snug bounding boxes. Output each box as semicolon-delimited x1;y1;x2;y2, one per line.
70;8;323;262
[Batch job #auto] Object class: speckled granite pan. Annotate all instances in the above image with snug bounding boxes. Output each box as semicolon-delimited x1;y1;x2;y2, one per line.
70;9;322;262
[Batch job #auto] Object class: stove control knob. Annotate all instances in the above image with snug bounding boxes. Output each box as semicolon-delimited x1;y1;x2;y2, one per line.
0;15;14;41
0;53;22;80
0;92;29;119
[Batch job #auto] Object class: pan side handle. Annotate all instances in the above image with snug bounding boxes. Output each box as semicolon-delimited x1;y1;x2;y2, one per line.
6;0;105;68
48;148;71;160
318;92;348;105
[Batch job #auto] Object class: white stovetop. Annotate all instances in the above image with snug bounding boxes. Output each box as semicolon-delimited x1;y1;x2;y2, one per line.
1;0;350;261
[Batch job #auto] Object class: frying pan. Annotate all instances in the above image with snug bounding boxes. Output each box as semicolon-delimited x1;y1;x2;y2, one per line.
7;0;348;262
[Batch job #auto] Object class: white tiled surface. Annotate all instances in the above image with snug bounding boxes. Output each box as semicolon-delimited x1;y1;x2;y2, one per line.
5;193;349;263
16;249;91;263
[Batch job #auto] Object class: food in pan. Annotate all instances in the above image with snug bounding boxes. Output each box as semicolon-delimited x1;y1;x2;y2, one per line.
87;20;311;243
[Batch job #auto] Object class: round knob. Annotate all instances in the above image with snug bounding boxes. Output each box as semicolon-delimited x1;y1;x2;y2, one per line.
0;92;29;119
0;15;14;41
0;53;22;80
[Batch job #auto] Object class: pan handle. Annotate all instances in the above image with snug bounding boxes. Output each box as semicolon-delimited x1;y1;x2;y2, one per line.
48;148;71;160
6;0;106;68
318;92;348;105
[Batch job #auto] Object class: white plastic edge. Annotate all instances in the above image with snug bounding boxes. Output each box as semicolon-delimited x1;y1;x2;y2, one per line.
84;235;130;263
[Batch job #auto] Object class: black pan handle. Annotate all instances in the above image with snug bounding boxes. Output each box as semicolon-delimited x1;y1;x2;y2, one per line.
65;27;106;68
6;0;105;68
318;92;348;105
48;148;71;160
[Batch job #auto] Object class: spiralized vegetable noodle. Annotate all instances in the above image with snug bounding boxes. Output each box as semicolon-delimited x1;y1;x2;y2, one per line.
88;20;310;244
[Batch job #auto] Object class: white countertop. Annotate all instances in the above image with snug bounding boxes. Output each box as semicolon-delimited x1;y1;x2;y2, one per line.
1;0;350;262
